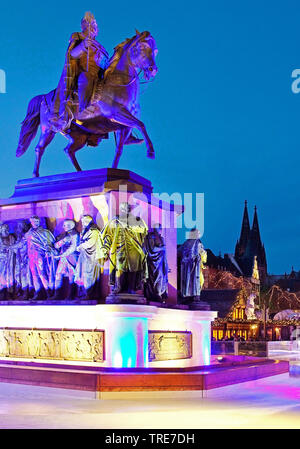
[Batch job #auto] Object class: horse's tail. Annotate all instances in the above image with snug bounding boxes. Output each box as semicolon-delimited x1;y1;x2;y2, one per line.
16;94;44;157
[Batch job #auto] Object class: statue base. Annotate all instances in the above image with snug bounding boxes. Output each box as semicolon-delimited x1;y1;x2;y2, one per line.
0;168;183;305
180;296;211;311
105;293;147;305
189;301;211;311
0;303;217;368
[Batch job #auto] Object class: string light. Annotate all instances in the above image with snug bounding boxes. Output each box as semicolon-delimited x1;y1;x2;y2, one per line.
205;268;253;293
266;284;300;311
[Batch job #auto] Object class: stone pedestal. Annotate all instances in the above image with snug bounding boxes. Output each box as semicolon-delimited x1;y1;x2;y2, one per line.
0;168;219;374
0;303;217;368
105;293;147;305
0;168;183;305
180;295;210;311
187;295;210;310
189;301;211;311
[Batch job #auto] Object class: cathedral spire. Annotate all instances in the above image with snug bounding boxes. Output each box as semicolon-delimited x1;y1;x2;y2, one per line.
251;205;262;247
235;200;250;258
240;204;267;282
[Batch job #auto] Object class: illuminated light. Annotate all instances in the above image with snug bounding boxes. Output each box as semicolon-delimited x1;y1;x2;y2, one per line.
89;195;109;226
0;304;216;369
137;320;148;368
113;351;123;368
110;317;148;368
67;198;85;222
47;217;57;229
201;322;211;366
0;305;98;329
204;345;210;365
267;285;300;312
1;205;19;211
208;268;253;292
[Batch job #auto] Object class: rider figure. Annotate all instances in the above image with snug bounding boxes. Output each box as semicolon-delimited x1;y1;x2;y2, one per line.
49;12;143;145
49;12;108;133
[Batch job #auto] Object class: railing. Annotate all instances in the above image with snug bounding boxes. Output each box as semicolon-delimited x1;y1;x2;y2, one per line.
212;340;300;357
211;341;235;355
268;340;300;352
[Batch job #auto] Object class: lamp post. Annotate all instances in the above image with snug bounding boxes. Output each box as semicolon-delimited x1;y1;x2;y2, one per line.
263;301;267;341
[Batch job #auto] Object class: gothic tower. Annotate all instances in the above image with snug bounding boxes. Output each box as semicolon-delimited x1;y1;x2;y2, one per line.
235;203;268;284
235;200;250;259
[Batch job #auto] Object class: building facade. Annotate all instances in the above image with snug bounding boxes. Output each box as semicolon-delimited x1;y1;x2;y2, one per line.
203;201;267;340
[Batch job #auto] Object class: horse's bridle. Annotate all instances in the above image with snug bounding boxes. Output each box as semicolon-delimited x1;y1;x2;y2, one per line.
105;35;157;87
105;69;155;87
105;69;142;87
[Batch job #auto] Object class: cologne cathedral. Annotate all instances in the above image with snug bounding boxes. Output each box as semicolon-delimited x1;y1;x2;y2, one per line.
234;201;267;285
205;200;267;287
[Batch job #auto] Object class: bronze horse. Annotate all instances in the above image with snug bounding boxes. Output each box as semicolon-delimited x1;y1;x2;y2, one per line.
16;31;158;177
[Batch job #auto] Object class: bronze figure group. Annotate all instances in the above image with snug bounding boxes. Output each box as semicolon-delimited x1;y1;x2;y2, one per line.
0;211;206;304
0;204;172;303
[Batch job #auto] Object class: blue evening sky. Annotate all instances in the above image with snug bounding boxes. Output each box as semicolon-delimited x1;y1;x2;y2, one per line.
0;0;299;274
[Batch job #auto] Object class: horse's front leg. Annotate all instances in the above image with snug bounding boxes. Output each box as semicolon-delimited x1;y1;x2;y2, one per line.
110;108;155;160
33;129;55;177
112;129;132;169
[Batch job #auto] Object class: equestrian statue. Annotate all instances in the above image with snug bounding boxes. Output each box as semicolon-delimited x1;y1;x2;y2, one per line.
16;12;158;177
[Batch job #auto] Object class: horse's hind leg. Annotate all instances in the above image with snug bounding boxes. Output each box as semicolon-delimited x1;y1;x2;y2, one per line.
64;133;87;172
33;129;55;177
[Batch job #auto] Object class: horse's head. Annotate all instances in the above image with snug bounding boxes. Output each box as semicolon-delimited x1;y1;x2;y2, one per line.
128;31;158;80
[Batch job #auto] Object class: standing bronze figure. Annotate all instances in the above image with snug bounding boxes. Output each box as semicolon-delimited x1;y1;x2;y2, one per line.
144;224;169;302
25;216;58;300
101;203;148;294
74;215;103;300
0;224;16;300
179;229;207;301
53;219;80;300
12;220;31;299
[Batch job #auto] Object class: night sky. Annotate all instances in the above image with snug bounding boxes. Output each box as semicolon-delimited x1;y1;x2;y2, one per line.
0;0;299;274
